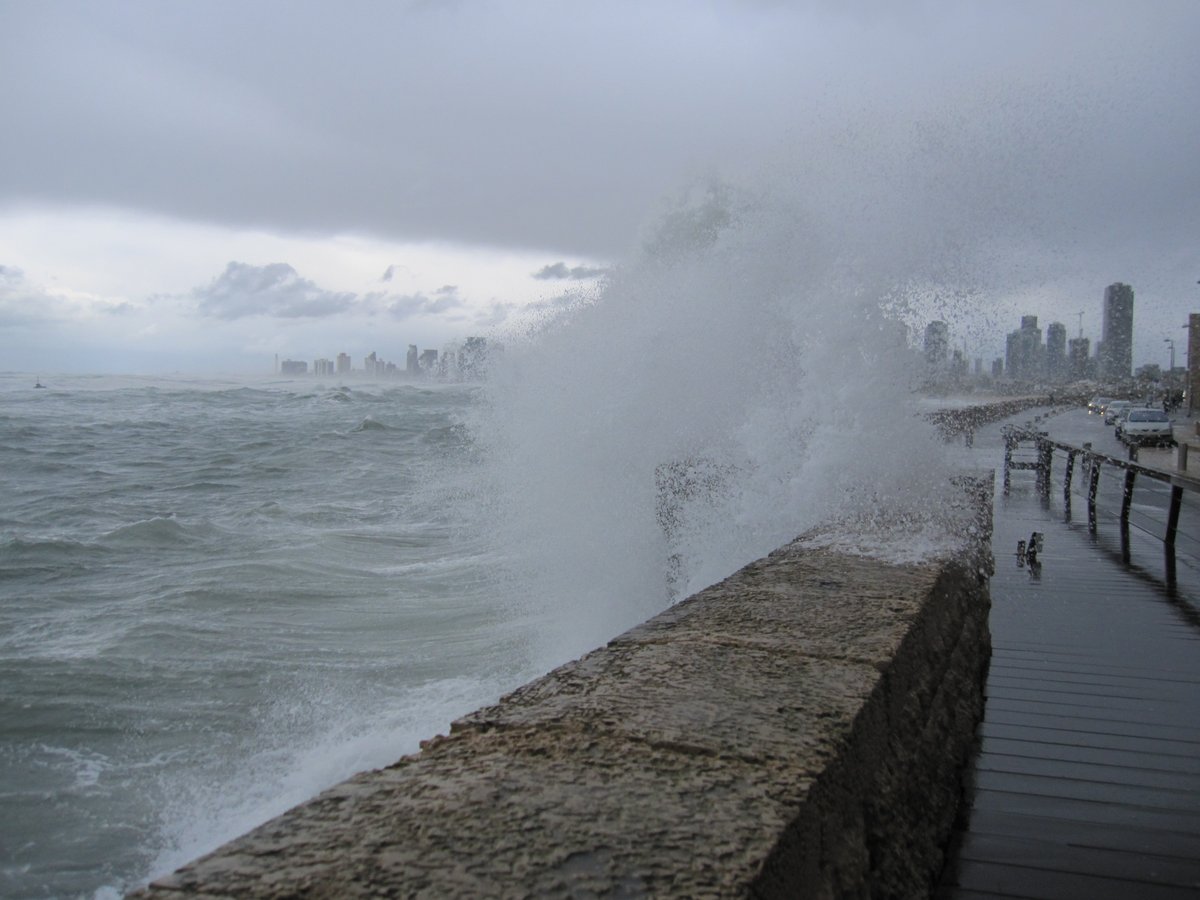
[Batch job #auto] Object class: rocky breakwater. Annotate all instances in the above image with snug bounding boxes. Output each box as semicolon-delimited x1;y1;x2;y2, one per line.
132;479;993;899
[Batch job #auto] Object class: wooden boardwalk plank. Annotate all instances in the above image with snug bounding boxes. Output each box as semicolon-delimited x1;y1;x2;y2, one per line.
955;831;1200;889
972;770;1200;816
948;858;1200;900
978;720;1200;757
973;750;1200;791
960;808;1200;859
980;706;1200;744
976;736;1200;775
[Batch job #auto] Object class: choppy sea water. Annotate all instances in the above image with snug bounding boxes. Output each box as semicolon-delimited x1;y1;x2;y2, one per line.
0;374;537;899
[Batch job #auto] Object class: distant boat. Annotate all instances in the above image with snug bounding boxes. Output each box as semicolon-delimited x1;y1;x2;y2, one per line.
34;377;46;389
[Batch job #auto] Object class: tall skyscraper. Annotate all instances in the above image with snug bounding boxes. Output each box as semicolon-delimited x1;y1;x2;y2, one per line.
1045;322;1067;382
924;321;949;370
1005;315;1043;382
1100;283;1134;382
1068;337;1091;381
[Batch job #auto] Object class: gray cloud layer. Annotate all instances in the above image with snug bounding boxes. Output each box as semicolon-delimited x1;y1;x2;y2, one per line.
190;262;473;323
533;263;608;281
193;262;356;319
1;1;1198;268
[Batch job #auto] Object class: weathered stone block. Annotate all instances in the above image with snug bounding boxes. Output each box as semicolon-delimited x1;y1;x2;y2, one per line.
131;484;992;899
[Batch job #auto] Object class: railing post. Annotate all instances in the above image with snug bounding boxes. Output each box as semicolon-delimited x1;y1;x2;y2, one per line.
1002;426;1014;495
1166;484;1183;552
1178;442;1189;472
1120;467;1137;561
1063;449;1076;517
1166;484;1183;587
1035;436;1053;498
1087;453;1101;532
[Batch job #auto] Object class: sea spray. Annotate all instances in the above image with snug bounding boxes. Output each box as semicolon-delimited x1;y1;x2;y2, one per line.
472;180;962;672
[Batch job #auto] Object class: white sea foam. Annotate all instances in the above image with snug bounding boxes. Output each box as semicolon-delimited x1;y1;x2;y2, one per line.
472;181;961;672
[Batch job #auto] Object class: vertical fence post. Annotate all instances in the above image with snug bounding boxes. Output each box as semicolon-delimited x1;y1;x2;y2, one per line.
1178;442;1189;472
1002;426;1014;495
1063;449;1076;516
1166;484;1183;586
1120;466;1137;562
1087;453;1101;532
1035;436;1052;498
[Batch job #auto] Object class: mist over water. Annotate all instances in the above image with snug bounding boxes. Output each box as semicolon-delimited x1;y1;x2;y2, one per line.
472;179;964;669
4;155;1020;899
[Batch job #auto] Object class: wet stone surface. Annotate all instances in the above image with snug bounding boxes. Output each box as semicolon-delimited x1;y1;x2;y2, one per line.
132;528;992;899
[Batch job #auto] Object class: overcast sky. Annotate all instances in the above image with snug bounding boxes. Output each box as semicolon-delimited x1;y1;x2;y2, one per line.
1;0;1198;374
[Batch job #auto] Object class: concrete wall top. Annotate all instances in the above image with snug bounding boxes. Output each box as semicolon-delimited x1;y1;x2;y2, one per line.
133;482;993;899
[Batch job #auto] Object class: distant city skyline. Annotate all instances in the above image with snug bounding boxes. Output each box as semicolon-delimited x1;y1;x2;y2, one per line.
925;280;1194;380
924;281;1196;386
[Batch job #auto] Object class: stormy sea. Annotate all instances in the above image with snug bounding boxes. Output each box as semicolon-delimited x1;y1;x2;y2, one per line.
1;189;964;898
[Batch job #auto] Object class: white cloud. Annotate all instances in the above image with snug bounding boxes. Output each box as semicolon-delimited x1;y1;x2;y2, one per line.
192;262;357;320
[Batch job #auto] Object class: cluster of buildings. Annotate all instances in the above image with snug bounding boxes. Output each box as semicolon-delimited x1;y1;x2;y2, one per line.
276;337;495;381
925;282;1190;393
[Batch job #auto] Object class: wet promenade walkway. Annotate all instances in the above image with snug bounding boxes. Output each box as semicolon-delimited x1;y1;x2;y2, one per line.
938;407;1200;899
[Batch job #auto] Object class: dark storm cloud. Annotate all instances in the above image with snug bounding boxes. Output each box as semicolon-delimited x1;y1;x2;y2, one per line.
0;0;1198;267
533;263;608;281
193;262;355;319
380;264;414;283
381;286;466;321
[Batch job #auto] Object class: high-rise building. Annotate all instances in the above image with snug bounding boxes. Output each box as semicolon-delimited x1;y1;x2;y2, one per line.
1005;315;1043;382
1045;322;1067;382
407;344;420;376
924;321;949;370
337;352;351;374
1100;283;1134;382
1068;337;1091;381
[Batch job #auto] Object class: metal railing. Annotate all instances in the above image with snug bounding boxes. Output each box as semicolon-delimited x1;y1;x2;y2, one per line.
1002;424;1200;582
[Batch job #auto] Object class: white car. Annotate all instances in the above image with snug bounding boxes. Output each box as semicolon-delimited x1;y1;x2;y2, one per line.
1119;408;1175;447
1103;400;1132;425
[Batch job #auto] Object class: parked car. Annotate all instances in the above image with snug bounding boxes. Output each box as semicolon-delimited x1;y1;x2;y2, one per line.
1088;395;1111;415
1113;405;1137;435
1103;400;1132;425
1119;408;1176;447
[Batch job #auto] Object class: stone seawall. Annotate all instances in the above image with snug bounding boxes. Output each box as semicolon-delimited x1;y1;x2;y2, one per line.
133;488;993;898
927;394;1064;440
